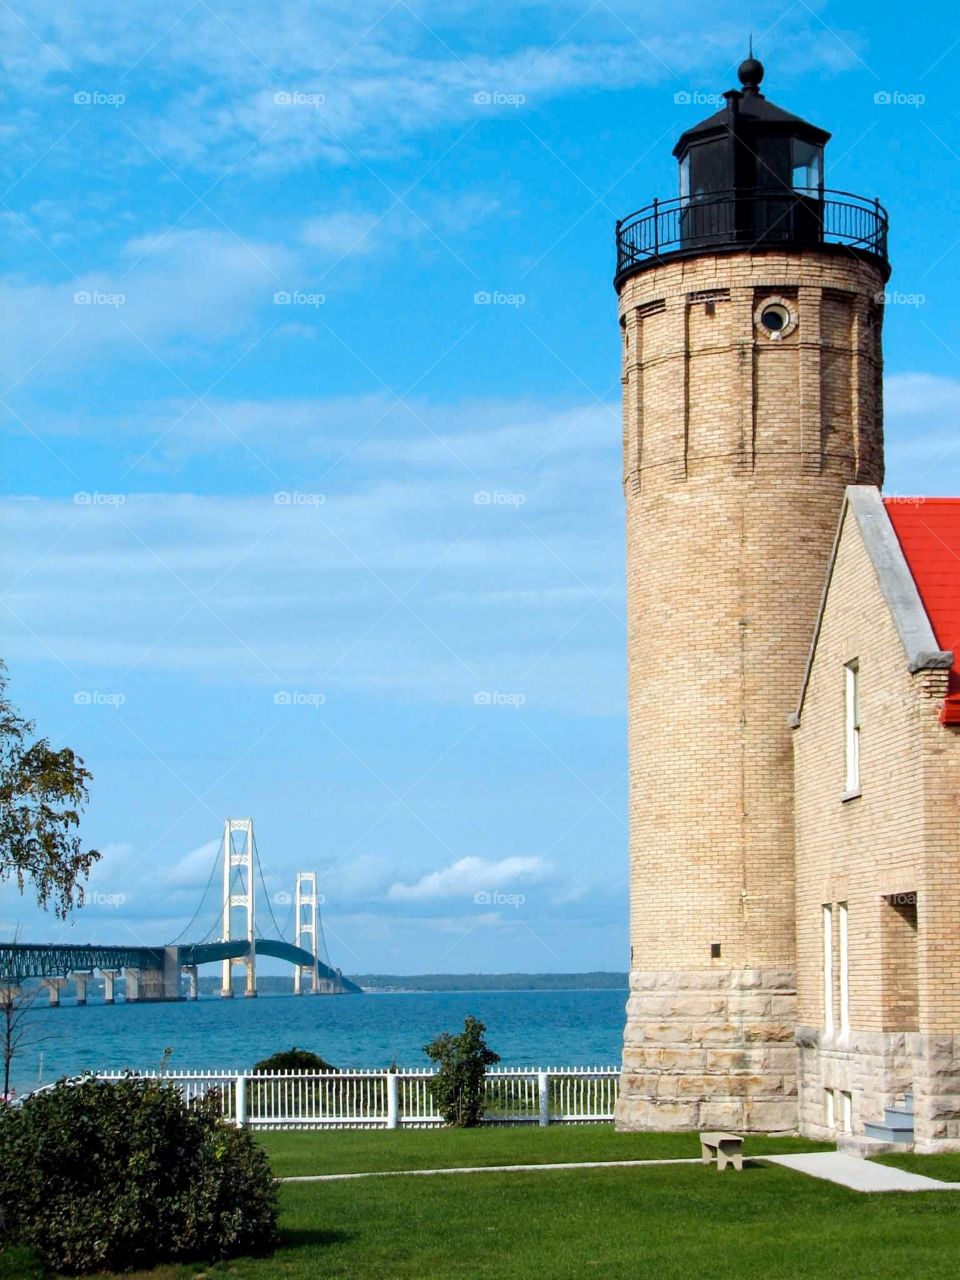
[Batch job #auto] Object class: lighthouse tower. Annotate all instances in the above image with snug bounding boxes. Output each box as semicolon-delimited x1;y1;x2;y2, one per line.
615;58;890;1131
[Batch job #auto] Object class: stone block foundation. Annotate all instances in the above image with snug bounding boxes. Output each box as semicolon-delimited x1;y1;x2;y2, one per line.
616;967;798;1132
798;1028;960;1152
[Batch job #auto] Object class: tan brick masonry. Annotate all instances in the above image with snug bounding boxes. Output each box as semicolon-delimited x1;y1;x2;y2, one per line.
615;247;886;1130
793;501;960;1150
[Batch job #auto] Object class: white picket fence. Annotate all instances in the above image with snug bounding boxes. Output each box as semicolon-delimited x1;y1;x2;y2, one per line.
89;1066;620;1129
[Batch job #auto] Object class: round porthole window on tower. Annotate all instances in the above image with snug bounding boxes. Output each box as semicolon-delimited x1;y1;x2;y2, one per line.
754;297;797;340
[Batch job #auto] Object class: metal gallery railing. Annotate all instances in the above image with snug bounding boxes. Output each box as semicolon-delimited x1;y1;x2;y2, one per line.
615;188;888;279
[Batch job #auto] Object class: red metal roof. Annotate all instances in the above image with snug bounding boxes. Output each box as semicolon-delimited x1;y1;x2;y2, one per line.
885;498;960;725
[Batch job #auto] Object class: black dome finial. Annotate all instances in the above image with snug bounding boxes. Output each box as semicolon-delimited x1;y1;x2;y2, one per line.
738;39;764;94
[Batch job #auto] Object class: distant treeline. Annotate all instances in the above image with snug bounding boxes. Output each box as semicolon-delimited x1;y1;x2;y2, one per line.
350;972;628;993
194;971;628;995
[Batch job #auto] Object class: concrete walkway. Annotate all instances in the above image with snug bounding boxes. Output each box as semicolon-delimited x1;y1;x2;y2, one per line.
763;1152;960;1193
282;1157;702;1183
283;1151;960;1192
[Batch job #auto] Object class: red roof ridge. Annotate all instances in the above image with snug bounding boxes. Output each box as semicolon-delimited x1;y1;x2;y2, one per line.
884;496;960;725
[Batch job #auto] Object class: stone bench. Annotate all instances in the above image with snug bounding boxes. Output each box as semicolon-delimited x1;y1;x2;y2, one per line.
700;1130;744;1172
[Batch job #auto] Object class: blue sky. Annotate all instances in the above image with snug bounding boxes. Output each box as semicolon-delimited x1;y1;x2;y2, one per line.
2;0;959;975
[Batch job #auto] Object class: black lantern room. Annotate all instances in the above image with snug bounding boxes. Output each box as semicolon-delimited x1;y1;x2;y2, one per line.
674;56;829;249
614;56;889;284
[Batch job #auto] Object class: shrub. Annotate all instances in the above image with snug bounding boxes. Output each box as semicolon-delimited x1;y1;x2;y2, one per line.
0;1075;278;1274
424;1015;500;1127
0;1244;43;1279
254;1045;336;1072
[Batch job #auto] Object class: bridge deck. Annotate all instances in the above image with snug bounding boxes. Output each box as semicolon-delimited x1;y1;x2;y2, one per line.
0;940;362;993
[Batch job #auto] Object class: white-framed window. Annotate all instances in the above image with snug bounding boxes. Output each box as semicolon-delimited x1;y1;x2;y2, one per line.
845;660;861;792
792;139;823;192
838;902;850;1034
679;153;690;203
823;904;834;1034
825;1088;835;1129
840;1090;853;1133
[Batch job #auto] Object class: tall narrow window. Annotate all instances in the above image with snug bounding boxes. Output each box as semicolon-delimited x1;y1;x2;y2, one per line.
845;661;861;793
841;1090;853;1133
825;1089;835;1129
838;902;850;1034
823;904;834;1034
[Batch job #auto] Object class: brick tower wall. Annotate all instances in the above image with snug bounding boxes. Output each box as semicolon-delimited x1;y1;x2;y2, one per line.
616;248;886;1132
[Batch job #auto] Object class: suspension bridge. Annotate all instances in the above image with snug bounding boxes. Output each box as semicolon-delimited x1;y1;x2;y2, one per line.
0;819;362;1003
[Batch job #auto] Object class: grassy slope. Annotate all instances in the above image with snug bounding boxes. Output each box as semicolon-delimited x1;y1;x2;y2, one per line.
269;1163;960;1280
11;1132;960;1279
874;1152;960;1182
257;1125;831;1177
61;1158;960;1280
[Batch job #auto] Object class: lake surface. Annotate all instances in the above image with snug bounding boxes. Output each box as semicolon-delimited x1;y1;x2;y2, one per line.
13;988;628;1091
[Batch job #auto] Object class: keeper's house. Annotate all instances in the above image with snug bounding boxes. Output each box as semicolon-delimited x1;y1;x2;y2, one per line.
792;487;960;1152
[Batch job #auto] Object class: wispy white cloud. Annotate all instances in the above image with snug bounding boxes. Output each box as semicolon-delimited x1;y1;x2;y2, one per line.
0;418;625;712
162;839;222;890
886;372;960;418
387;854;551;900
0;227;289;383
8;392;616;475
884;372;960;492
0;2;864;175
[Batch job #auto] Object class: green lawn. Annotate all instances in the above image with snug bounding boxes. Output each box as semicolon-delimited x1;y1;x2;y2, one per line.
6;1129;960;1279
258;1124;829;1178
874;1152;960;1183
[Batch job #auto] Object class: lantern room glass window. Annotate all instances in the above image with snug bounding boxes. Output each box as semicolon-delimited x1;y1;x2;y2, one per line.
682;138;732;198
792;139;823;192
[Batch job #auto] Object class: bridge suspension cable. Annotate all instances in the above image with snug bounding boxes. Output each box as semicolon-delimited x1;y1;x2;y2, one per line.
251;827;285;941
173;835;238;947
277;895;295;944
166;833;225;945
316;897;331;969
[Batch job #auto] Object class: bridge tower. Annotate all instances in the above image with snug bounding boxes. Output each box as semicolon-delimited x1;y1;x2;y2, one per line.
220;818;256;998
293;871;320;995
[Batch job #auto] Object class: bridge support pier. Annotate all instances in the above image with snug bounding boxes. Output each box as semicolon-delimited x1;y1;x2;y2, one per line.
101;969;119;1004
123;959;178;1002
184;965;199;1000
162;945;181;1001
74;971;93;1005
42;977;67;1007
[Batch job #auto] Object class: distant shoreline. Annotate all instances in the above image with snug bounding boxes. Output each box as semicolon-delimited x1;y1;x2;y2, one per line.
348;972;628;994
191;971;628;996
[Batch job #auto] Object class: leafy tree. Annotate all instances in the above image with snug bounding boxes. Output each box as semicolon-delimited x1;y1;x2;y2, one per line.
424;1015;500;1127
253;1046;336;1072
0;1075;278;1273
0;663;99;917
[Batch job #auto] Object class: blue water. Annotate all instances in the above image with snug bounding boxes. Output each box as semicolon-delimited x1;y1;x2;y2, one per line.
14;989;628;1091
